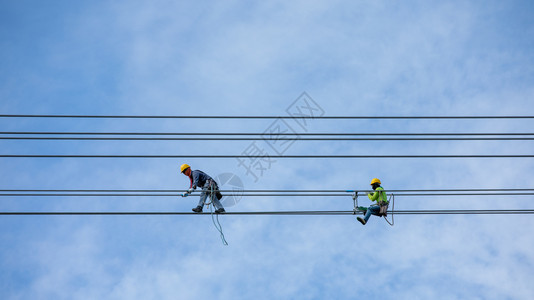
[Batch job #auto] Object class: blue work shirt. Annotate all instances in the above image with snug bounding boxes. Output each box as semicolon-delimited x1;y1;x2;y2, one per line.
189;170;214;189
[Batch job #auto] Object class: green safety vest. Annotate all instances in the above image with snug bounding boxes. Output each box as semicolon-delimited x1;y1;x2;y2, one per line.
368;186;388;204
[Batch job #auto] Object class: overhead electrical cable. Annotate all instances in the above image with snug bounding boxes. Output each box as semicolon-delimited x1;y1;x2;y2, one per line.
1;210;533;215
1;188;531;193
2;131;533;136
1;132;534;141
1;154;533;159
1;192;533;197
2;137;534;141
1;114;534;119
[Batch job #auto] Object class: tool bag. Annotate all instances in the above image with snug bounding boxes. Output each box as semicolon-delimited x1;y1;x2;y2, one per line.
377;190;388;217
207;179;223;200
377;200;388;217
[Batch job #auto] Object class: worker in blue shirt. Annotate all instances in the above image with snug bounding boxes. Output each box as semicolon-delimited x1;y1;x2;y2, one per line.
357;178;388;225
180;164;225;214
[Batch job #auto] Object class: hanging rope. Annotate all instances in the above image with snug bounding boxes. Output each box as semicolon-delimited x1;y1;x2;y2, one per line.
383;194;395;226
207;182;228;246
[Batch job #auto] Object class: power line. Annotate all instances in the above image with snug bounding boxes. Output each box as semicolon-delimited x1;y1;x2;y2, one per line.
1;114;534;119
1;209;533;215
1;188;531;193
3;136;534;141
1;154;533;159
2;131;534;141
1;192;533;197
1;188;533;198
3;132;534;136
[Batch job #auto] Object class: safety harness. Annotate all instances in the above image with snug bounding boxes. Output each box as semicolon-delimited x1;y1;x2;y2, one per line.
377;189;389;217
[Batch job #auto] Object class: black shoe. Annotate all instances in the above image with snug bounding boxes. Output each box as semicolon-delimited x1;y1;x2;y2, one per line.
357;217;367;225
192;206;203;213
215;208;226;214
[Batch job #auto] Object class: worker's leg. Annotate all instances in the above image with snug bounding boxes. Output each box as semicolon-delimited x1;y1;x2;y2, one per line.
210;191;224;210
197;186;209;207
207;181;225;212
364;205;381;222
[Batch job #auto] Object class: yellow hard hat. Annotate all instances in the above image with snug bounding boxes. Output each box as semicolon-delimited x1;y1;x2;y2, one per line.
180;164;190;173
370;178;381;185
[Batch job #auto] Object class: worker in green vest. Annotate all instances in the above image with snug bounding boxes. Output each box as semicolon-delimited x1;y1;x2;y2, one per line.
357;178;388;225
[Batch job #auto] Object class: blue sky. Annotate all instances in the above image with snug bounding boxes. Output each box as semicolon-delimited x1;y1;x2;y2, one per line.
1;0;534;299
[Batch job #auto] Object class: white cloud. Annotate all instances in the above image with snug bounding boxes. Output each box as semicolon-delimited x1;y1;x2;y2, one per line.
1;0;534;299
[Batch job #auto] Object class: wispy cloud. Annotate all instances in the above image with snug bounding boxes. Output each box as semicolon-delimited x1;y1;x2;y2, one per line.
1;0;534;299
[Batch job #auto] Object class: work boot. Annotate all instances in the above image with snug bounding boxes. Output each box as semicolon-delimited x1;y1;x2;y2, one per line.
192;206;203;213
357;217;366;225
215;208;226;214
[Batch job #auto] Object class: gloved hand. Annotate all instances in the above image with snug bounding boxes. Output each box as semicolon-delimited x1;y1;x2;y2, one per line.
181;188;194;197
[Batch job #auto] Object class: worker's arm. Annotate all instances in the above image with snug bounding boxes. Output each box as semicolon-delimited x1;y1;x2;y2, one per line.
182;173;196;197
367;191;379;202
181;186;195;197
191;171;200;190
